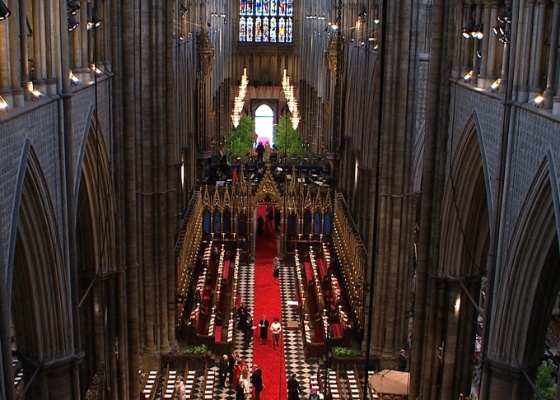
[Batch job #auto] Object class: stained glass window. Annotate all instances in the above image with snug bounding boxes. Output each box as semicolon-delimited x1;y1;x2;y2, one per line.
239;0;293;43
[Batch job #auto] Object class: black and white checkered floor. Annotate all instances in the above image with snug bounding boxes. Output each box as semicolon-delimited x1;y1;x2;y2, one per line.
205;262;255;399
280;256;320;399
199;257;320;399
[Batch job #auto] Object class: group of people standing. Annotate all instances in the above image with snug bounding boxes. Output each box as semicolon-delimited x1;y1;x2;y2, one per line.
256;204;281;236
237;303;256;346
256;141;272;163
256;315;282;350
218;352;264;399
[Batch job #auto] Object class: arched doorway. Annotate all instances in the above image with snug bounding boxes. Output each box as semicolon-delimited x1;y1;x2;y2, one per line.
254;104;275;147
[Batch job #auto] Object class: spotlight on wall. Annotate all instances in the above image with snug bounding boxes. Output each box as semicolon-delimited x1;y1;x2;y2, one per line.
497;7;511;24
462;22;475;38
471;24;483;39
68;13;79;31
87;14;102;30
493;7;511;43
533;95;544;108
358;6;367;24
0;94;8;112
67;0;80;15
180;4;188;18
26;82;42;100
90;64;103;76
69;70;81;85
462;22;483;39
490;78;502;92
0;0;11;20
373;4;380;24
463;70;473;83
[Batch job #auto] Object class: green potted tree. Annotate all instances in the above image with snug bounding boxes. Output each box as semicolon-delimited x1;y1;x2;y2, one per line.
274;113;308;159
226;113;255;161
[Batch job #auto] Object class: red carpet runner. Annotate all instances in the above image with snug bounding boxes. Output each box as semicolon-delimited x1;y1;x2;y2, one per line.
252;204;286;399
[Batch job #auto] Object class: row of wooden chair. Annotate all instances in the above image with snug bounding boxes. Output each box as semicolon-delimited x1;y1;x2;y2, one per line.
161;369;178;399
327;369;343;399
201;369;215;400
346;367;363;399
140;370;159;399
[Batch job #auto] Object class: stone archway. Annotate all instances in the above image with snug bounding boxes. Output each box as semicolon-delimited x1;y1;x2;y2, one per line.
428;116;491;400
252;167;284;252
11;146;77;398
75;121;120;396
483;158;560;399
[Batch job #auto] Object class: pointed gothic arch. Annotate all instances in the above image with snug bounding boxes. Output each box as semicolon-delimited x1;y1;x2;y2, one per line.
11;145;74;395
489;156;560;371
75;120;119;391
437;115;491;398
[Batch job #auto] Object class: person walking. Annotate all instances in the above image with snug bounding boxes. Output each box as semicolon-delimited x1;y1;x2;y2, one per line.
270;317;282;350
272;257;280;284
240;368;252;399
398;348;407;371
174;377;186;400
235;378;245;400
274;206;281;231
287;374;302;400
259;315;269;345
250;364;264;400
243;312;255;347
218;354;229;388
256;142;265;163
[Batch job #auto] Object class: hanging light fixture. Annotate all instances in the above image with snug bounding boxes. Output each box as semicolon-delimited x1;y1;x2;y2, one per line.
0;0;11;20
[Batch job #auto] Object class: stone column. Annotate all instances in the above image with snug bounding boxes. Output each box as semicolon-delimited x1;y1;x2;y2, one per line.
516;0;534;103
543;0;559;108
439;281;464;400
528;0;548;99
120;0;140;395
9;0;24;107
471;0;484;83
31;0;47;92
0;9;10;107
481;1;500;88
477;0;493;87
0;285;16;399
44;0;58;95
483;359;534;399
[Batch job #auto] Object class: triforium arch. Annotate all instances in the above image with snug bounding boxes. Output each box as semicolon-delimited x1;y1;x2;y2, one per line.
11;145;79;398
483;157;560;399
76;122;120;397
427;115;491;400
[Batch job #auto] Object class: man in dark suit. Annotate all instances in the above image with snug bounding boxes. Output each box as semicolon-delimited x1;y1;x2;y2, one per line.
228;351;236;384
256;142;265;163
287;374;302;400
218;354;229;388
250;364;264;399
398;348;407;371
